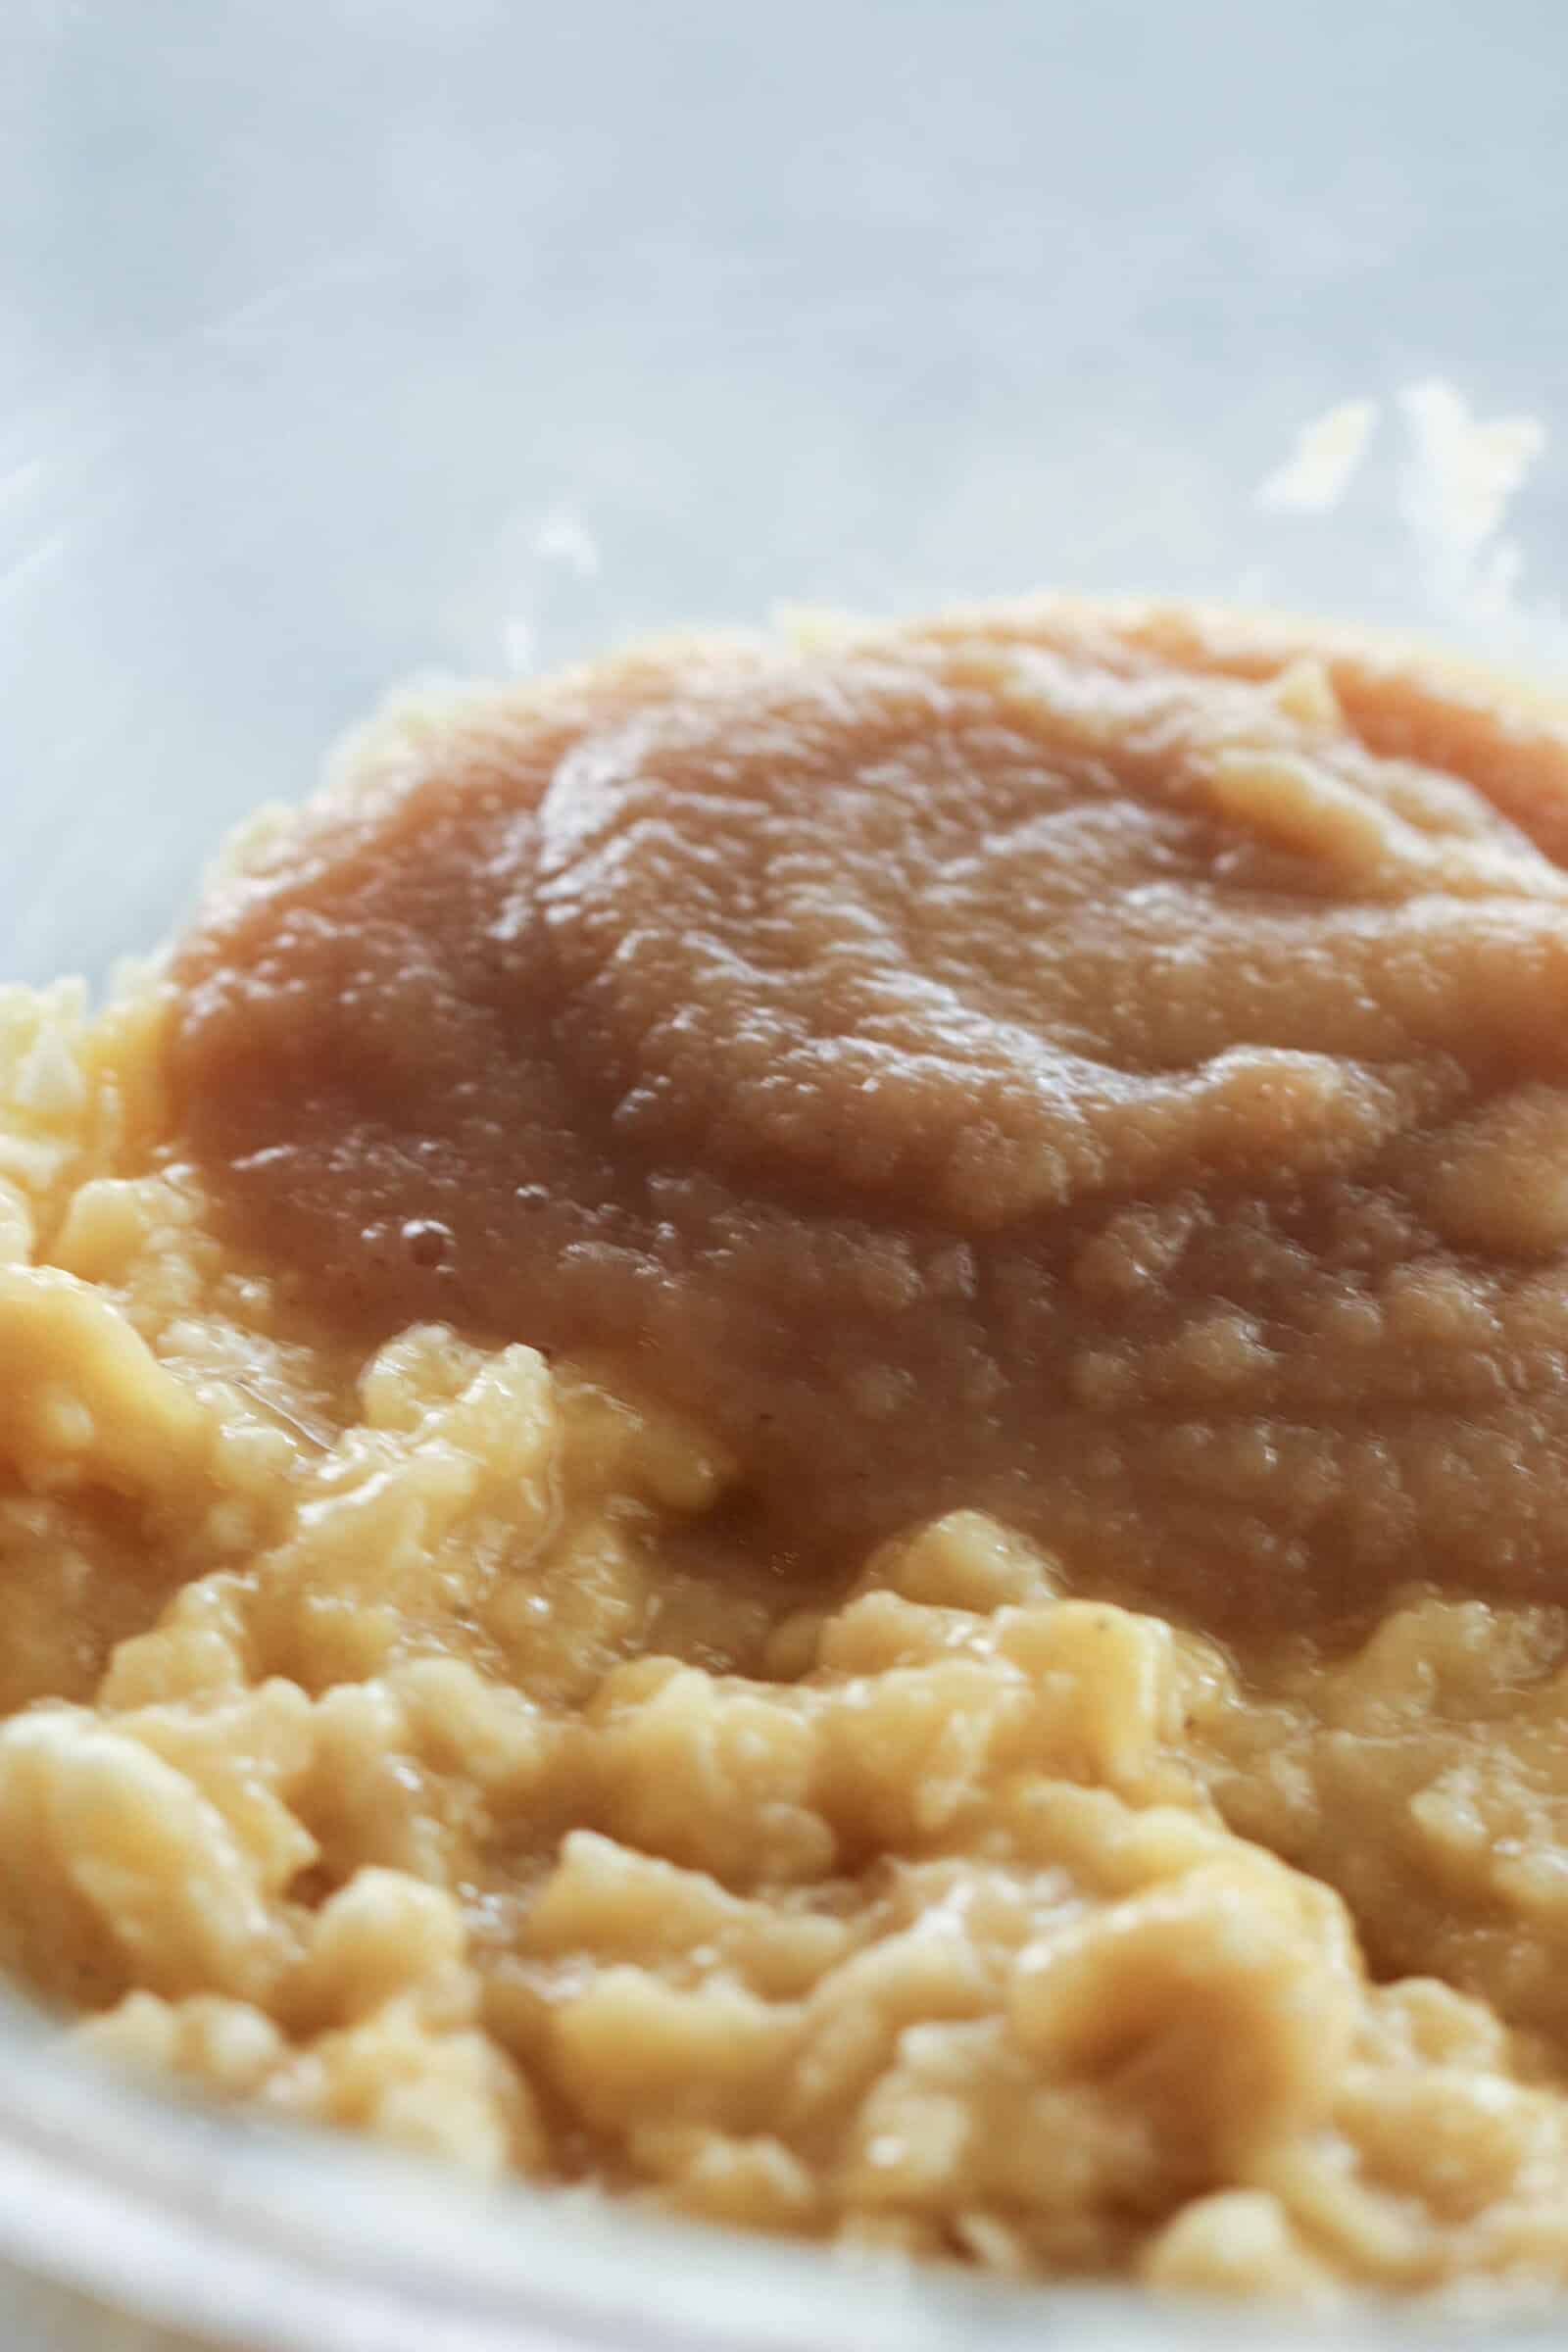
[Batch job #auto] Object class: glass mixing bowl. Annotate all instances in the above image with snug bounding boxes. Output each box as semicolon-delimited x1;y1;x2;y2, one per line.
3;3;1566;2343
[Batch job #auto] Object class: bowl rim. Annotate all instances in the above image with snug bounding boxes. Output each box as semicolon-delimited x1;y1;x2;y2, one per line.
0;1990;1546;2352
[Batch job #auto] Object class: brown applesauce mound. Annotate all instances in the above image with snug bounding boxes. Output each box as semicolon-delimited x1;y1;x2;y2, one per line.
6;603;1568;2301
176;602;1568;1636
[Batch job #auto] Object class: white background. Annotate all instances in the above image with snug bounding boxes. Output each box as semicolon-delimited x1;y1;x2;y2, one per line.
3;0;1567;986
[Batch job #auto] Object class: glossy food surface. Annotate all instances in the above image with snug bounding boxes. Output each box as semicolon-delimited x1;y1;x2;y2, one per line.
176;607;1568;1635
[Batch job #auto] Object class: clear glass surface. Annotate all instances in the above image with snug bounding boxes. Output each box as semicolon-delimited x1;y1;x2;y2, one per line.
2;2;1566;2343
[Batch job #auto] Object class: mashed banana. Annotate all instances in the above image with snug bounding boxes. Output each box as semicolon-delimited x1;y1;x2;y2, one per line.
7;602;1568;2302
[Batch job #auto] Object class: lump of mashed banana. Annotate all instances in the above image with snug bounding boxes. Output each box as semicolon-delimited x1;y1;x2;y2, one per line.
7;600;1568;2300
